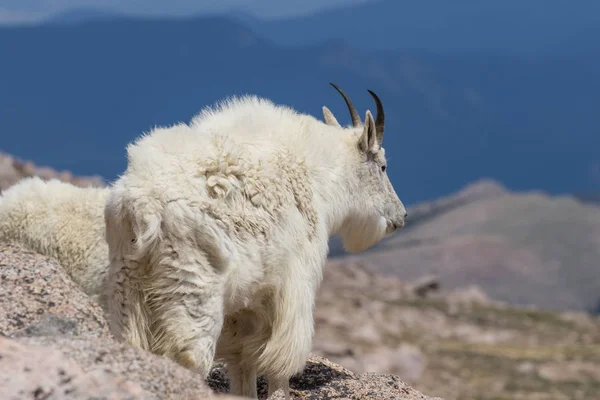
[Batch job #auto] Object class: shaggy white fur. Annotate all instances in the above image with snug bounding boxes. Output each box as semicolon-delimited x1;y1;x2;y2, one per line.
0;177;110;308
104;88;407;399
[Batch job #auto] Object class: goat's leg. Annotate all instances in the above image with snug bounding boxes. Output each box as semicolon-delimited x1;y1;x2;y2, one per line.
257;257;319;400
267;377;290;400
150;291;224;376
216;313;264;399
147;247;225;378
227;363;258;399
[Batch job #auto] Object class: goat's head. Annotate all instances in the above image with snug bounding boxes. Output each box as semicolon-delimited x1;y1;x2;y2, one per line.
325;83;407;253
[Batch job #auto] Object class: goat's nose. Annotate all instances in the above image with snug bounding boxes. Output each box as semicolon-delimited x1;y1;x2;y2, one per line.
404;212;408;218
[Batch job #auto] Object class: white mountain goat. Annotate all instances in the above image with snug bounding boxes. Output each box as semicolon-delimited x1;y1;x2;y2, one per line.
0;177;110;307
104;83;408;399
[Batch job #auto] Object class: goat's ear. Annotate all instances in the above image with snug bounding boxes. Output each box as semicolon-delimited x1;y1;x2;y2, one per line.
322;106;341;127
359;110;377;152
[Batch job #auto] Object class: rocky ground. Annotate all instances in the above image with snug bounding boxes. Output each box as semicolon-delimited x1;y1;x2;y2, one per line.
0;243;441;400
314;259;600;400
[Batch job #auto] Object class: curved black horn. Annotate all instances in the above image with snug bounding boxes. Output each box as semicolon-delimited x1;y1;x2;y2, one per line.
367;89;384;141
330;83;362;127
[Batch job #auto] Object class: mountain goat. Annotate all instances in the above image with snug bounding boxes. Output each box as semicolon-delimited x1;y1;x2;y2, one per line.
0;177;110;308
104;83;407;399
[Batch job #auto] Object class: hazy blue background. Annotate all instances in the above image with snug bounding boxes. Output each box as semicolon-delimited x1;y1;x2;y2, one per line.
1;0;599;206
0;0;370;22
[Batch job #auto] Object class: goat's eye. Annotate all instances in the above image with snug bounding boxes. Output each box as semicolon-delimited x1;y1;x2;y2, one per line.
381;165;387;172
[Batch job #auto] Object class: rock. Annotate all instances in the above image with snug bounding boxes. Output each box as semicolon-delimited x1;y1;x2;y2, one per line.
208;355;442;400
0;244;110;338
559;311;599;331
538;361;600;383
0;244;233;400
448;323;514;345
361;344;428;383
444;285;496;307
349;322;382;344
0;335;242;400
0;336;147;399
18;336;224;400
408;275;441;298
516;361;535;374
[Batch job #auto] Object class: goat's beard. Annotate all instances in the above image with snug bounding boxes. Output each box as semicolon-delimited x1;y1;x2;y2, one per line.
340;214;387;253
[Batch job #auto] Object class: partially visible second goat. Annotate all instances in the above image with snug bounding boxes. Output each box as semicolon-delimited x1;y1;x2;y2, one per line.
104;84;408;399
0;177;110;307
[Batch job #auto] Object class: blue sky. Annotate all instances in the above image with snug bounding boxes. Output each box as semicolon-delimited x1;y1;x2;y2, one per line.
0;0;371;24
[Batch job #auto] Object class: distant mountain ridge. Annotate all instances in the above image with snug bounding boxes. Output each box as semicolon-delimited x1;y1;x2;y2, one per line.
37;1;600;54
43;8;126;24
332;179;600;313
240;0;600;54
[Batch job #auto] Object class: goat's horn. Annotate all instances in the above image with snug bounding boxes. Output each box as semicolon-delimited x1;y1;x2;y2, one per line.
367;89;384;141
330;83;362;127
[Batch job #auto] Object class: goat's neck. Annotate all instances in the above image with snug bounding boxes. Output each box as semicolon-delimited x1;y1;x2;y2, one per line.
304;136;357;238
